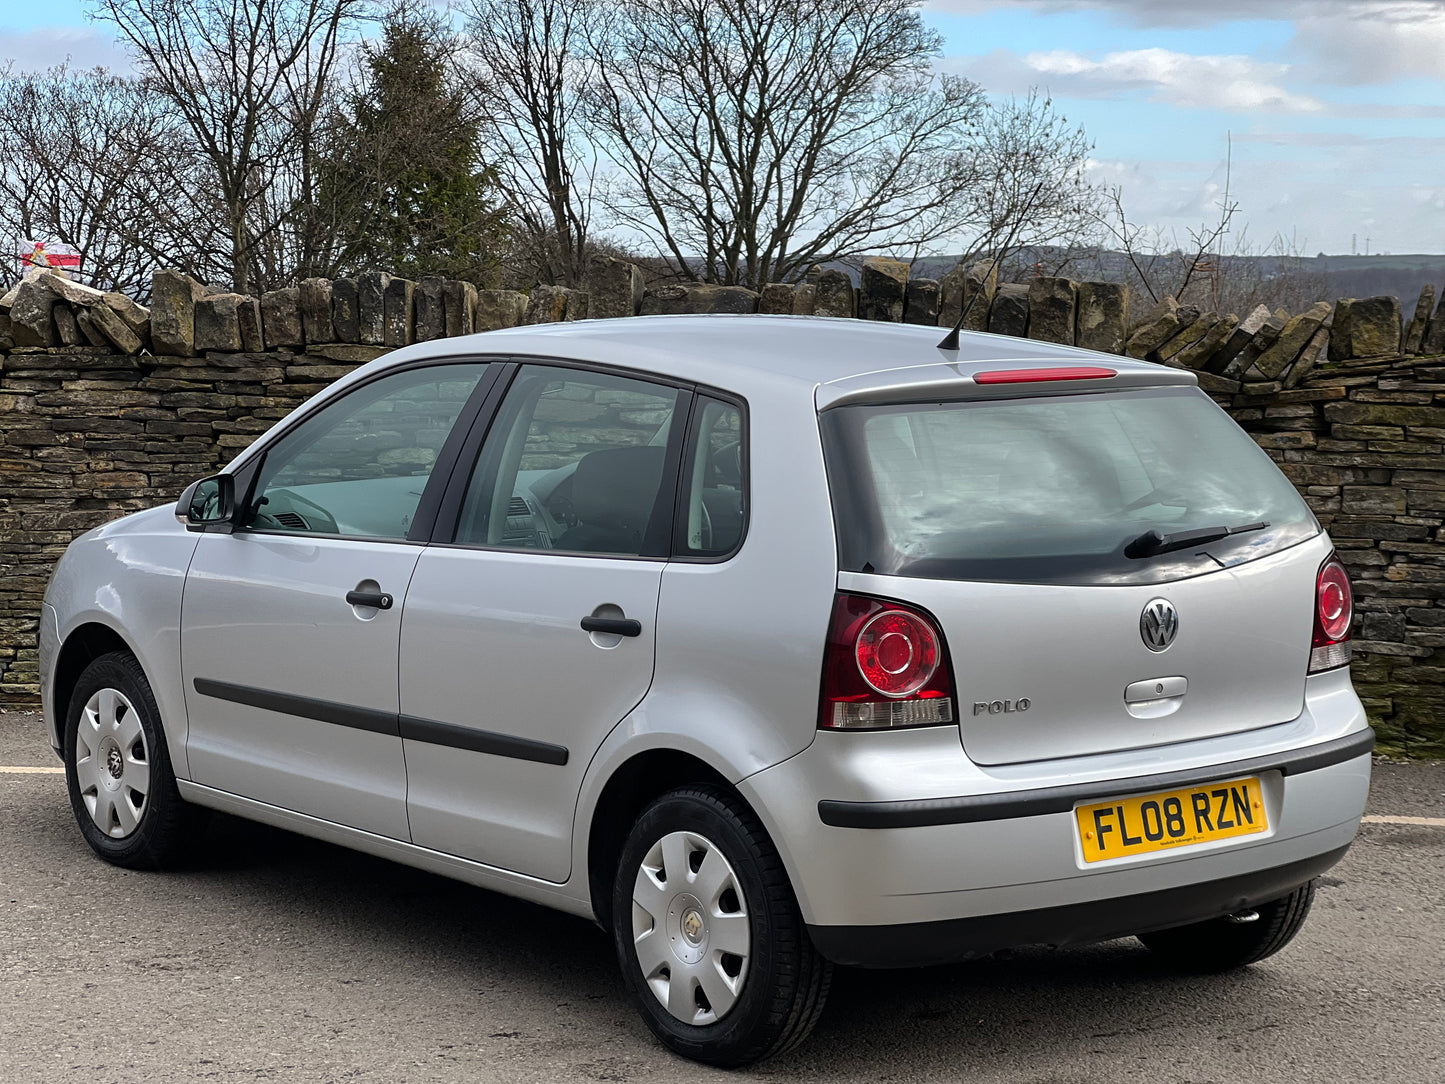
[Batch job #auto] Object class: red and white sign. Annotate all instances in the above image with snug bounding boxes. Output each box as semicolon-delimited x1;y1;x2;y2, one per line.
19;239;82;272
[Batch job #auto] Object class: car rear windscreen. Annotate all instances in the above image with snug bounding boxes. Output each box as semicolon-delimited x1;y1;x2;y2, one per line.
819;386;1318;586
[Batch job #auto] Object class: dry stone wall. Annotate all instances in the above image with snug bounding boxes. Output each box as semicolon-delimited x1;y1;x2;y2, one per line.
3;255;1445;755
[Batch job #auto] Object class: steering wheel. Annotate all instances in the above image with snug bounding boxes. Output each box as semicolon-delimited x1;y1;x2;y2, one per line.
251;489;340;535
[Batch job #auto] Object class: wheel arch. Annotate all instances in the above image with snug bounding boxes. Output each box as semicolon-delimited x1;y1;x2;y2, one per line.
50;622;139;749
586;748;744;929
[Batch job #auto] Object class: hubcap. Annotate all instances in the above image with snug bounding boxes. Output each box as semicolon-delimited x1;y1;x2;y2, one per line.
74;687;150;839
631;830;751;1026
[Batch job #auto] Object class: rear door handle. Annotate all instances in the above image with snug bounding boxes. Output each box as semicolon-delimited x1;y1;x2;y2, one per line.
346;589;393;610
580;616;642;637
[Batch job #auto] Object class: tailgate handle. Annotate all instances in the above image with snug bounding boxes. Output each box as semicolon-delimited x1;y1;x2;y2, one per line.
581;615;642;637
1125;676;1187;703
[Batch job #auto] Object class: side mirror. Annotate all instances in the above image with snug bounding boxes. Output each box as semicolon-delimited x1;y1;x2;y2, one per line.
175;475;236;532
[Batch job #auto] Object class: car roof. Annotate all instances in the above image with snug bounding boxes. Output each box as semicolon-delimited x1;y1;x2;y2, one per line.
384;315;1197;404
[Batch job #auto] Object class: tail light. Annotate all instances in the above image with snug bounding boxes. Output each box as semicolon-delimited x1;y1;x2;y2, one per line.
1310;555;1353;673
819;594;955;730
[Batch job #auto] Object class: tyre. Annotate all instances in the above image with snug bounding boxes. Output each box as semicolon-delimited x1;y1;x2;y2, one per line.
63;651;195;870
611;785;831;1067
1138;880;1317;972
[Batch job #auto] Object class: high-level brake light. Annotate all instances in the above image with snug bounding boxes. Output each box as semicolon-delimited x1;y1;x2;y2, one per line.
973;366;1117;385
819;594;955;730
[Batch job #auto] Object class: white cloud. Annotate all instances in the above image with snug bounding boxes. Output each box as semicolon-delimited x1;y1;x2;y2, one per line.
0;27;131;73
1293;2;1445;84
959;47;1324;112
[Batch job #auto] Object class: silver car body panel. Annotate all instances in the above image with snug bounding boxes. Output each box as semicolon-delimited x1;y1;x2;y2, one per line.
180;531;419;839
399;549;665;883
39;505;200;773
38;316;1369;955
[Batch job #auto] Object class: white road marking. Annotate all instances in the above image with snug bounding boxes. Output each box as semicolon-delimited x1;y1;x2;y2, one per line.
0;765;64;774
1362;814;1445;828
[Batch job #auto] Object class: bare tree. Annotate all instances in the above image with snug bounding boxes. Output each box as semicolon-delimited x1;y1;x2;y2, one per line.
0;64;225;296
96;0;366;294
577;0;1097;290
465;0;598;287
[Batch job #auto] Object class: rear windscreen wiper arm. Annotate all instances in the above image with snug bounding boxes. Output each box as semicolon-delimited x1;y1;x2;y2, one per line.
1125;521;1270;559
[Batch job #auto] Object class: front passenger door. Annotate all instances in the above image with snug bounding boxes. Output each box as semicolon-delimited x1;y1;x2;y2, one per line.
182;362;493;839
399;364;689;881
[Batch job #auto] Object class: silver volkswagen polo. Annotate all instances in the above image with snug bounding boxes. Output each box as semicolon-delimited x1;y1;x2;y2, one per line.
40;317;1372;1066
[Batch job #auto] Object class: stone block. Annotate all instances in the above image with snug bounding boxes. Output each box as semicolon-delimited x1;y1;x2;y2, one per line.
475;290;527;331
639;284;758;316
39;271;106;308
383;278;415;346
858;257;908;321
444;280;476;336
415;276;447;340
1175;314;1239;370
813;270;854;318
1403;284;1435;354
1284;325;1331;389
1074;281;1130;354
1155;312;1218;364
52;303;84;346
1123;296;1180;359
904;279;939;326
74;309;108;348
194;293;248;353
85;300;144;355
298;278;335;344
331;278;360;343
237;297;263;352
1208;304;1272;375
793;284;817;316
565;292;590;320
758;283;795;315
525;284;572;324
151;269;209;356
938;261;996;330
1026;277;1077;345
988;283;1029;337
102;293;150;336
1330;296;1402;361
8;279;60;347
1234;309;1291;376
261;287;304;349
1421;291;1445;355
584;255;645;319
0;312;12;349
358;271;391;345
1255;302;1332;379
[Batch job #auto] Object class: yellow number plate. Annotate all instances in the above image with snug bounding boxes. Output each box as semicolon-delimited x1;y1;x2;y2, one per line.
1075;776;1267;863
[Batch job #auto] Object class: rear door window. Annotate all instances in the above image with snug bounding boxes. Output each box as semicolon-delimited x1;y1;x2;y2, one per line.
820;387;1317;586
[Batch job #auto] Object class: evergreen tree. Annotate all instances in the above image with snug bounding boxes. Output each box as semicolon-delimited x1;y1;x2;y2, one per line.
321;2;507;284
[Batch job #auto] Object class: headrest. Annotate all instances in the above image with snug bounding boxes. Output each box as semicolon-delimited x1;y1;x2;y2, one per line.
570;446;666;533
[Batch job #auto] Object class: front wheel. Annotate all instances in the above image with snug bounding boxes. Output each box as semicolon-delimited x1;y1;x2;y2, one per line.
1139;880;1317;972
63;651;195;870
611;785;831;1067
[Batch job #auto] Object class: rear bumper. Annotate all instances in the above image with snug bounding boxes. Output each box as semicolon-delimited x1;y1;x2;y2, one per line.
739;668;1372;958
809;845;1348;968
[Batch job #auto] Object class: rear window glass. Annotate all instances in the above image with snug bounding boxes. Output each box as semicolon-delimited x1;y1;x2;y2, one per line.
820;387;1318;586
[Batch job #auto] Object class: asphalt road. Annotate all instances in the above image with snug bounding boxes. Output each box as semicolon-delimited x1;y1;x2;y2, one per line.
2;709;1441;1084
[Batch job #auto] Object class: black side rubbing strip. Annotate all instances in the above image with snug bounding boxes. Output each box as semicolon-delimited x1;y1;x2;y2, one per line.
193;678;399;736
817;727;1376;830
399;715;568;766
191;678;568;764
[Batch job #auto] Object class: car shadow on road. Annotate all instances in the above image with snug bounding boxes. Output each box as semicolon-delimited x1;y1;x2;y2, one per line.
176;811;1311;1079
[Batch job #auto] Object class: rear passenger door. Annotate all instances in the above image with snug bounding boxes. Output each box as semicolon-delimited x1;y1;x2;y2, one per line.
398;364;690;882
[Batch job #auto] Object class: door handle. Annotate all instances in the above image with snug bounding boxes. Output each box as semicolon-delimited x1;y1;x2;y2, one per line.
580;615;642;637
346;589;393;610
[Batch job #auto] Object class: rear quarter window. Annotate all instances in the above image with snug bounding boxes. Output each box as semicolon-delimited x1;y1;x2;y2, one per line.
820;386;1318;586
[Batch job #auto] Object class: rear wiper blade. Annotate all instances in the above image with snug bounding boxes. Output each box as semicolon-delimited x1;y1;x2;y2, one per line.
1125;521;1270;559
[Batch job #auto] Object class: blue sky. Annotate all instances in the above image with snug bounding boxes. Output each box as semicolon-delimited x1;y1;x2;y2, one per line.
4;0;1443;255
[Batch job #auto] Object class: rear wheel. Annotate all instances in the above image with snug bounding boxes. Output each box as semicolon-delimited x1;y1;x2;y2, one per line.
64;651;194;870
1139;880;1317;972
610;785;831;1067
